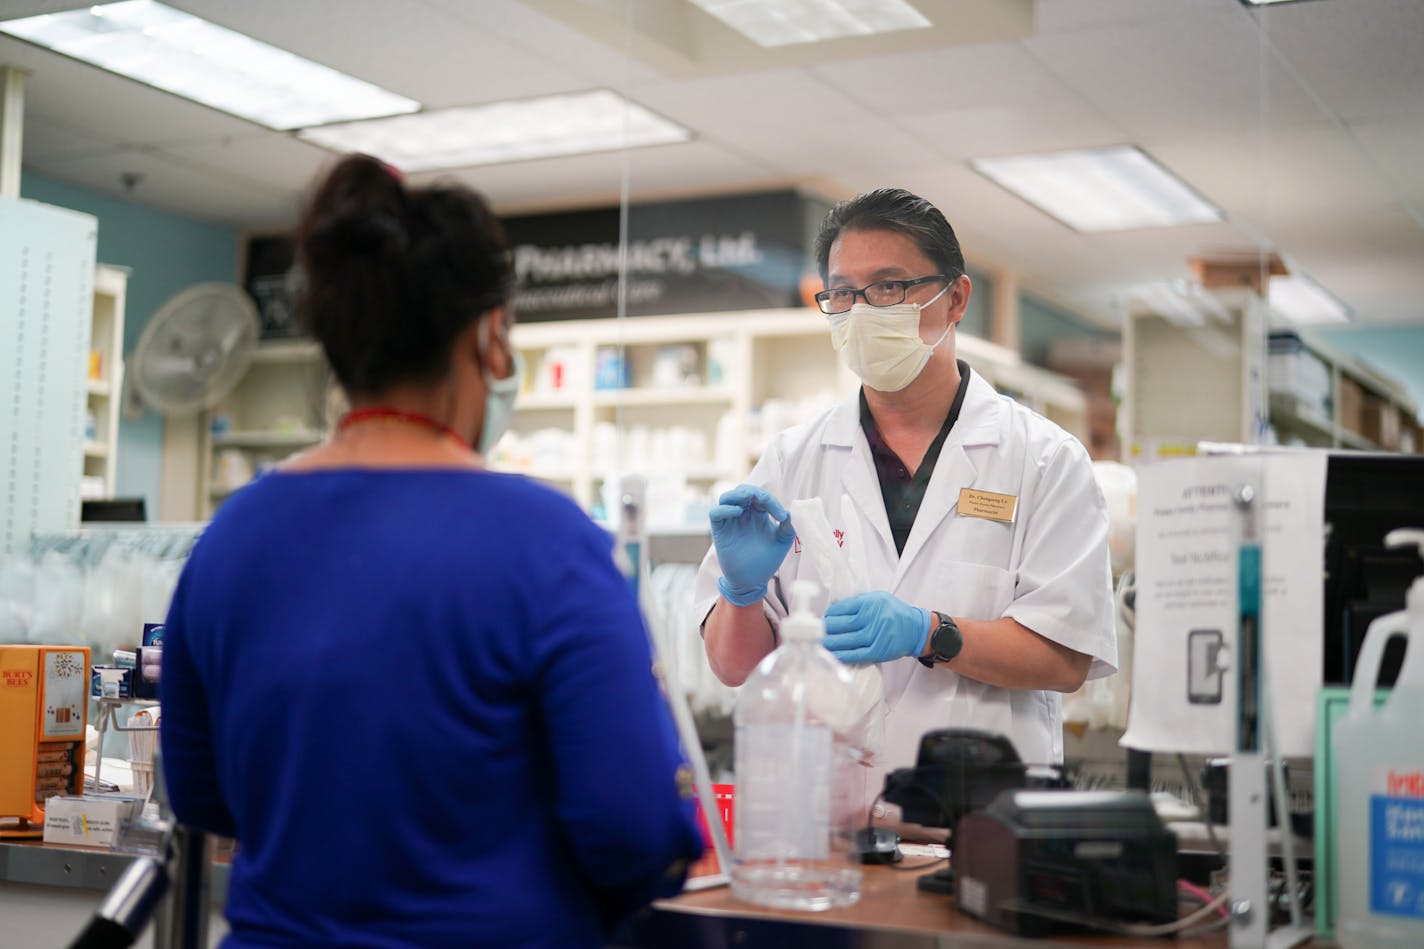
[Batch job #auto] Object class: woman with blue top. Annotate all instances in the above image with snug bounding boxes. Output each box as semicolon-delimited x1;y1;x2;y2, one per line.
160;154;703;948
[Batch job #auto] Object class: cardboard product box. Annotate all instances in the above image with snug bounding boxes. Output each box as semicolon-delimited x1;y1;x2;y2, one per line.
1367;398;1401;450
1337;376;1366;440
42;794;144;848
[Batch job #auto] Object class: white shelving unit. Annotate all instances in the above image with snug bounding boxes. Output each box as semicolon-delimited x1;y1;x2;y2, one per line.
194;308;1089;521
497;307;1087;515
81;264;127;500
1122;287;1421;456
1121;288;1270;454
198;338;333;517
1267;329;1422;452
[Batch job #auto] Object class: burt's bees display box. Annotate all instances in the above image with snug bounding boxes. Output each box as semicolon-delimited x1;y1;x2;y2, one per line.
0;645;91;838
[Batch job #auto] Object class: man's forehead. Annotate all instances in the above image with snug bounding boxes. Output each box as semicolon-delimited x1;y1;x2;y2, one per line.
827;229;932;281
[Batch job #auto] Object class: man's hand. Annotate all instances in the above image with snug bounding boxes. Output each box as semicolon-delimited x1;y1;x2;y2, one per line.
823;592;932;664
709;484;796;607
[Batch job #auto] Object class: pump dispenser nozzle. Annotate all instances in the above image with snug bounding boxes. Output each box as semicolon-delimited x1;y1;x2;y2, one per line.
1386;528;1424;611
782;580;825;642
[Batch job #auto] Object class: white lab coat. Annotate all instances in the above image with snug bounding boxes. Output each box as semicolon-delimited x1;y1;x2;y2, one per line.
695;368;1117;798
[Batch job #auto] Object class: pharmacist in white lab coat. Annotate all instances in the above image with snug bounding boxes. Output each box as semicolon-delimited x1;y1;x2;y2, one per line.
695;189;1116;812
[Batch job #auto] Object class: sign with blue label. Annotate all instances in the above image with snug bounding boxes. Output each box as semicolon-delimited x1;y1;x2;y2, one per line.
1371;795;1424;918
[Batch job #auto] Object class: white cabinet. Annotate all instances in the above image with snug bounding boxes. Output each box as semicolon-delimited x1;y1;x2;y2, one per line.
81;264;127;500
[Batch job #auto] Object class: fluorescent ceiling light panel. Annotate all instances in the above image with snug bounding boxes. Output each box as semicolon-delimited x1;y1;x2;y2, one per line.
298;90;692;172
689;0;931;47
0;1;418;130
1269;274;1351;324
972;146;1223;232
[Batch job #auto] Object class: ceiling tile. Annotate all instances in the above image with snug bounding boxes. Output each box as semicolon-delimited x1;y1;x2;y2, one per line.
175;0;591;109
17;111;122;161
1033;0;1237;35
1253;0;1424;123
1024;9;1326;140
36;147;295;226
1350;114;1424;206
634;68;922;175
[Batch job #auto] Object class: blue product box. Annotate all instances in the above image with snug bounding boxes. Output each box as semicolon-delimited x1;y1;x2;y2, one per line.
142;623;165;647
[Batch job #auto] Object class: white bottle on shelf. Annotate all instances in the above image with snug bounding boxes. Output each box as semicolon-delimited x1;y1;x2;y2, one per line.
732;579;863;911
1335;528;1424;948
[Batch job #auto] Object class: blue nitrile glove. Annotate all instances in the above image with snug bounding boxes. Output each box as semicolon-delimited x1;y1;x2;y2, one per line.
823;592;932;665
709;484;796;607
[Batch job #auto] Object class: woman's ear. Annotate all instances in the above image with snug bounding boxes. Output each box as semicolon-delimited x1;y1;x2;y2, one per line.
474;306;513;379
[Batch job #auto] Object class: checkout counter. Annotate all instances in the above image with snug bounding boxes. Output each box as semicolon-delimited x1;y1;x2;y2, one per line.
624;863;1266;948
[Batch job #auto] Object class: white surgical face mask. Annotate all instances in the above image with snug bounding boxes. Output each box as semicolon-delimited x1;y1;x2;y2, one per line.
828;283;951;392
476;321;523;456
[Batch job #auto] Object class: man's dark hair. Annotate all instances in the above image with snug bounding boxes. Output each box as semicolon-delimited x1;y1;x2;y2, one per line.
813;188;965;283
296;153;514;396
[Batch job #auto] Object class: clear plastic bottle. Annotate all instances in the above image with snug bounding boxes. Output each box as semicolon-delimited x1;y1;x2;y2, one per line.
731;580;864;911
1335;529;1424;948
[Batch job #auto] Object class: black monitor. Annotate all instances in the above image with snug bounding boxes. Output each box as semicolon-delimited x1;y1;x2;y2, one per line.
81;497;147;523
1323;453;1424;687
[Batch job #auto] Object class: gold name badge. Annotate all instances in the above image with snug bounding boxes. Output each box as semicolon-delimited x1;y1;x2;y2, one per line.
957;488;1018;524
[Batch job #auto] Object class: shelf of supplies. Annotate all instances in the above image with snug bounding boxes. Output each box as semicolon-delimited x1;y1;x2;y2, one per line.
211;429;324;449
83;441;108;458
85;378;111;396
593;466;732;481
494;464;578;481
1336;428;1380;451
249;339;324;365
1268;392;1336;444
517;390;580;410
593;387;734;408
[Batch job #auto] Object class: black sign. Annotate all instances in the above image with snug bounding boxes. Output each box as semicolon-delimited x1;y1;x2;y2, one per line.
242;189;830;330
503;189;827;322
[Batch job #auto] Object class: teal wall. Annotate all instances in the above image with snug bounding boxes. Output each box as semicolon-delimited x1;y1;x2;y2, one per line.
19;172;240;519
1314;325;1424;418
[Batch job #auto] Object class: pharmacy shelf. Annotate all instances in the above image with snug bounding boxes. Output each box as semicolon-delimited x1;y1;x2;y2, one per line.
211;429;324;449
83;441;108;459
515;391;579;411
592;387;735;408
248;339;324;365
85;379;111;397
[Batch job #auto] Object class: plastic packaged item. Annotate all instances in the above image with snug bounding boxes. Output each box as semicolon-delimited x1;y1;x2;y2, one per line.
786;496;885;762
732;579;864;911
1334;528;1424;949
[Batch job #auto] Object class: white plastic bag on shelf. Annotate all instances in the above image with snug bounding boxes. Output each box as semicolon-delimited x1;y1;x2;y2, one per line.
31;552;85;646
649;563;738;718
82;546;146;658
140;556;183;627
0;555;37;643
787;495;886;760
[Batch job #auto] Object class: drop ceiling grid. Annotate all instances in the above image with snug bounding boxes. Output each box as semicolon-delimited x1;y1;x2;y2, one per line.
36;147;295;226
631;67;924;175
1251;0;1424;123
174;0;591;110
1022;9;1327;142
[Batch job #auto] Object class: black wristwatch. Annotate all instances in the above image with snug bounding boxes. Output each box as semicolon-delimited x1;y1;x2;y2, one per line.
918;612;963;668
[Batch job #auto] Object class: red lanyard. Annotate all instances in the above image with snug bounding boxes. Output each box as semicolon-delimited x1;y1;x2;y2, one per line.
335;408;469;450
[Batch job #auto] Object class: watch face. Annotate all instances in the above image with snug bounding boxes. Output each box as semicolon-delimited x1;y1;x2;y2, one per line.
933;620;961;661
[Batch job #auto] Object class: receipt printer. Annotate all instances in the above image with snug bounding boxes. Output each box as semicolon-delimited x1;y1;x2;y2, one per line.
953;789;1178;936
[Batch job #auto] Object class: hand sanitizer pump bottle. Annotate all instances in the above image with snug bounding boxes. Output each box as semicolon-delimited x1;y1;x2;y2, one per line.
1335;528;1424;948
731;580;863;911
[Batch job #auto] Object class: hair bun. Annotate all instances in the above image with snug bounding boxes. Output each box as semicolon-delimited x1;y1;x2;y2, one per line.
346;209;408;257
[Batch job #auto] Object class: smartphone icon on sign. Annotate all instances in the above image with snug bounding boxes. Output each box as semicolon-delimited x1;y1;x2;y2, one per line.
1188;629;1224;705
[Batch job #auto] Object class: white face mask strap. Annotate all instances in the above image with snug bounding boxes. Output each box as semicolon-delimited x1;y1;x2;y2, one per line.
921;277;955;350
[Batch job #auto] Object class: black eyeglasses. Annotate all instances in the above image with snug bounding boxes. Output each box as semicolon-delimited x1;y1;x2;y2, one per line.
814;274;950;316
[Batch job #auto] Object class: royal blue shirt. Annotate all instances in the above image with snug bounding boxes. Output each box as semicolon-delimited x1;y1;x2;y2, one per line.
161;469;703;948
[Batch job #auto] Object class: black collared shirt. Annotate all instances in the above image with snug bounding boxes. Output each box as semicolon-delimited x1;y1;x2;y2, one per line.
859;360;972;556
